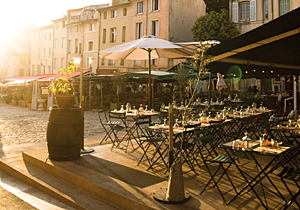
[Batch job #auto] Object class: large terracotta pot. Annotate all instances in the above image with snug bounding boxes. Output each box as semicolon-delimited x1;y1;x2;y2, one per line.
55;95;75;109
11;100;17;106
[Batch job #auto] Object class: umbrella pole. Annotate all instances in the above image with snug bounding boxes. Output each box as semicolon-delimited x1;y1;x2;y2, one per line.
209;72;212;106
294;75;297;120
148;49;152;109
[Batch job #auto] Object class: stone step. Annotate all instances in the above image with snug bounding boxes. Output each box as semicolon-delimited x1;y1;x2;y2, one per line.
0;154;121;210
21;149;157;210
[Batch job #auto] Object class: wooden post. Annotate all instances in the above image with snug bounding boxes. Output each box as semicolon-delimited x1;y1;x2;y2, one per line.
168;104;173;170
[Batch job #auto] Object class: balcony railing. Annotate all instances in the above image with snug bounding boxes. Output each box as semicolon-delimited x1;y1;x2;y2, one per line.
68;11;97;24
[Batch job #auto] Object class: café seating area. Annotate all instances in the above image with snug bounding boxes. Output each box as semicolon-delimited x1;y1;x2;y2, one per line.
97;99;300;209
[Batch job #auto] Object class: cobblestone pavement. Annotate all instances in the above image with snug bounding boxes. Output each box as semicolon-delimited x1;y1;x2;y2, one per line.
0;103;103;146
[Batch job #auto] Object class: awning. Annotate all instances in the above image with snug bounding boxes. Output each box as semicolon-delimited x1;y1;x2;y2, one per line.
4;80;31;87
39;71;89;83
5;75;48;81
206;7;300;78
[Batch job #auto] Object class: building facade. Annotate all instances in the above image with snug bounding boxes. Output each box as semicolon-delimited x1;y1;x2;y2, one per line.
230;0;300;34
4;0;206;78
31;25;53;75
4;25;36;78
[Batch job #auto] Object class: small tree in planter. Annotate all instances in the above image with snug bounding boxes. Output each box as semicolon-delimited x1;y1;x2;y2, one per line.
49;62;75;109
24;91;32;109
11;92;18;105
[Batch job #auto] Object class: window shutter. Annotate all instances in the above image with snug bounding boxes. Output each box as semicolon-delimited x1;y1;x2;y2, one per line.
232;2;238;23
250;0;256;21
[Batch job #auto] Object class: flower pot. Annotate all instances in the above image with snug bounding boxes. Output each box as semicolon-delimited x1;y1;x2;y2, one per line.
37;99;47;111
47;108;83;161
11;100;17;106
27;103;31;109
55;95;75;109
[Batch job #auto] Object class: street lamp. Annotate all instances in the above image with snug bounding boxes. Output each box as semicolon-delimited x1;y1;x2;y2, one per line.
72;57;94;154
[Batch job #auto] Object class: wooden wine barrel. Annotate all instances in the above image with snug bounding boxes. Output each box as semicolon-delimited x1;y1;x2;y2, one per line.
47;108;83;161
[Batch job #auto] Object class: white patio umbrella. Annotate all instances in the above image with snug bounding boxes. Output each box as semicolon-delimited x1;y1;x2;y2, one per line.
100;35;194;108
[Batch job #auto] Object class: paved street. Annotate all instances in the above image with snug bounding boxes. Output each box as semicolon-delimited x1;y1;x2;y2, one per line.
0;103;104;210
0;103;103;146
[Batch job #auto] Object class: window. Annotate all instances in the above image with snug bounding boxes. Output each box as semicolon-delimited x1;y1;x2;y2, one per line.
250;0;256;21
44;34;46;41
120;59;124;66
151;20;159;37
152;0;159;11
62;21;66;28
61;58;65;68
38;48;40;59
88;41;94;51
137;2;143;14
68;27;72;33
108;59;115;66
86;57;94;69
47;66;51;74
101;58;104;66
48;48;51;58
42;66;45;75
32;65;35;75
68;40;71;53
37;65;41;75
79;43;82;53
150;59;157;66
75;39;78;53
104;12;107;19
54;58;57;68
110;28;116;43
264;0;268;19
62;37;66;48
240;2;250;21
55;39;58;48
134;60;141;66
20;56;25;65
55;22;59;29
136;22;143;39
43;48;46;58
75;26;78;32
123;8;127;16
103;29;106;43
111;10;117;18
279;0;290;16
122;26;126;42
49;33;51;41
88;23;94;31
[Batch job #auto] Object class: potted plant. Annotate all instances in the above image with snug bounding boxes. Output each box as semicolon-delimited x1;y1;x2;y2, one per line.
11;92;18;106
24;91;32;109
49;62;75;109
47;62;83;161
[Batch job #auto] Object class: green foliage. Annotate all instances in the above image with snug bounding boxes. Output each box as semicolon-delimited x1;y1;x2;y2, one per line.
11;91;18;100
191;9;239;42
24;91;32;103
49;62;75;95
204;0;229;13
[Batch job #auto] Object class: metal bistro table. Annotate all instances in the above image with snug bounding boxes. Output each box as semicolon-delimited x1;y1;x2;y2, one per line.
219;139;292;209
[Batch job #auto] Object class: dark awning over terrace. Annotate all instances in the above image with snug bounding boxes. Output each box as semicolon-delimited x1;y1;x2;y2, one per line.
206;7;300;78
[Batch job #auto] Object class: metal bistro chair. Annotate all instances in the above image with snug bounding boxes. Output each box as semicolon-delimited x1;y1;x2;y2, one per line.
173;123;201;174
137;127;168;171
199;134;239;203
98;109;116;146
108;111;136;152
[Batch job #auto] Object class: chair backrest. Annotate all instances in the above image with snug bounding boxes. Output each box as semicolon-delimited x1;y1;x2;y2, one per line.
98;109;109;126
108;111;128;127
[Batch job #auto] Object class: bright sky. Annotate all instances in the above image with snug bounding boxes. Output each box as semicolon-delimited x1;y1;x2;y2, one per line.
0;0;110;45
